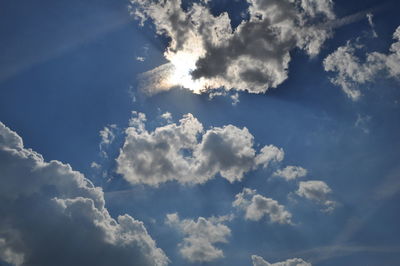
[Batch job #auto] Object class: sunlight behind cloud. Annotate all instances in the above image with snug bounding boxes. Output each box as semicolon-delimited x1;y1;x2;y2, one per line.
167;51;204;94
139;39;221;95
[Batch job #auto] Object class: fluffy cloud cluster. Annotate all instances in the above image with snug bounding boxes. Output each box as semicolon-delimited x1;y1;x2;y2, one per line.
0;122;168;266
273;166;308;181
324;25;400;100
165;213;231;263
116;112;284;186
296;180;336;212
131;0;335;95
233;188;292;225
252;255;311;266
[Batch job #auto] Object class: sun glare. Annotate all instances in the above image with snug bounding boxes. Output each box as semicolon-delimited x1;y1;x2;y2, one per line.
163;46;219;94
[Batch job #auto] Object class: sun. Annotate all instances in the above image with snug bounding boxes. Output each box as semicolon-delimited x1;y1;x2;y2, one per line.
163;51;204;94
162;38;220;94
139;38;220;95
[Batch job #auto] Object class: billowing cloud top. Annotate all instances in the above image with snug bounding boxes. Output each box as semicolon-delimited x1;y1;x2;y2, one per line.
116;112;284;186
0;122;168;266
131;0;335;94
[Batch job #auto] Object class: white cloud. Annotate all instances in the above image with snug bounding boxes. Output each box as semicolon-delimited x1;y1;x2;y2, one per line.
273;166;308;181
165;213;231;263
160;112;173;122
296;180;336;213
130;0;335;95
116;112;284;186
233;188;292;225
99;124;118;158
231;93;240;106
366;13;378;38
252;255;311;266
324;25;400;100
91;161;101;169
0;122;168;266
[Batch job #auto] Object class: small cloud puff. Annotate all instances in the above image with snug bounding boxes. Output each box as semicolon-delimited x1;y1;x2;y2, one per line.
252;254;311;266
165;213;231;263
273;166;308;181
233;188;293;225
296;180;337;213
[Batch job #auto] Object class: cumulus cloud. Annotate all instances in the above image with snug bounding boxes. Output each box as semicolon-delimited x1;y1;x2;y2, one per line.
233;188;292;225
165;213;231;263
273;166;308;181
296;180;336;212
324;25;400;100
116;112;284;186
0;122;168;266
130;0;335;95
252;255;311;266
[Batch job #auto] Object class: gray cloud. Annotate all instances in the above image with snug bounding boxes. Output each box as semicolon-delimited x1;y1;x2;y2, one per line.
252;255;311;266
165;213;231;263
324;25;400;100
233;188;292;225
296;180;336;213
0;122;168;266
130;0;335;94
116;112;284;186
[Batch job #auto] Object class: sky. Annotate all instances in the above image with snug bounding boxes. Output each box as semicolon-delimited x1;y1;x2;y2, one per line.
0;0;400;265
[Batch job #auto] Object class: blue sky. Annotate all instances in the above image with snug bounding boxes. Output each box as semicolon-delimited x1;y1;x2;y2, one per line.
0;0;400;265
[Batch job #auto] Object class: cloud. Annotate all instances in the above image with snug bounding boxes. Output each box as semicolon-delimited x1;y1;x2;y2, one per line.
116;112;284;186
252;255;311;266
355;114;371;134
99;124;118;158
233;188;292;225
324;25;400;100
130;0;335;95
366;13;378;38
296;181;336;212
165;213;231;263
273;166;308;181
0;122;168;266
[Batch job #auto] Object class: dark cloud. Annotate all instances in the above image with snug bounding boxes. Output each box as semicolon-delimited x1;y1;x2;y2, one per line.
0;122;168;266
131;0;335;94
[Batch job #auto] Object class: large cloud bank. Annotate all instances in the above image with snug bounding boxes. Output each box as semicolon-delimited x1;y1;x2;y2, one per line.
0;122;168;266
130;0;335;94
